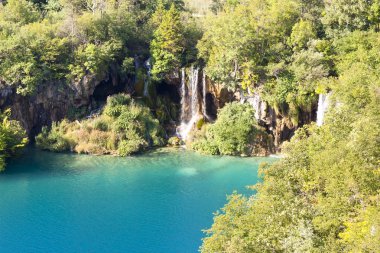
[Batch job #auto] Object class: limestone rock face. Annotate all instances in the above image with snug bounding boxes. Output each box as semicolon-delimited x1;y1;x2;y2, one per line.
0;69;130;138
0;81;71;137
183;71;316;152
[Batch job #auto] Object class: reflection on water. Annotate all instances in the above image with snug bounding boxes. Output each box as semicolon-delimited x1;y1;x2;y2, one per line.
178;167;198;177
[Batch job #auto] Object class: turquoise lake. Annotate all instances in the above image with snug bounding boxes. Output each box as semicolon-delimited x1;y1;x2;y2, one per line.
0;148;275;253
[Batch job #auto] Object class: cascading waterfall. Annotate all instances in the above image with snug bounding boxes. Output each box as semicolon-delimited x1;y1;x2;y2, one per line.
179;66;207;140
143;58;151;97
190;67;199;118
316;93;331;126
241;90;266;121
180;68;186;122
202;72;209;120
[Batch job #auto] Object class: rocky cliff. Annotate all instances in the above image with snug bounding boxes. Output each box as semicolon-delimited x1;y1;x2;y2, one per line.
0;67;132;138
0;63;316;152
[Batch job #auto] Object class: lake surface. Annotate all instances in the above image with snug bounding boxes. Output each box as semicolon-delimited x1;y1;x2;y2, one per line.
0;148;275;253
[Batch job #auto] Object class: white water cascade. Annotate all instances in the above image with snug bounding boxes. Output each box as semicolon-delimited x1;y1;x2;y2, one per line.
316;93;331;126
202;72;209;120
241;90;267;121
143;58;151;97
178;67;209;140
180;68;186;123
190;67;199;119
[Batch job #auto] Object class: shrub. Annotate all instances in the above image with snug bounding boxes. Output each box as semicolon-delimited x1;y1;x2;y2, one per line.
118;136;147;156
36;123;73;152
0;109;28;171
192;102;271;156
89;130;109;146
191;139;219;155
36;94;166;156
93;118;110;131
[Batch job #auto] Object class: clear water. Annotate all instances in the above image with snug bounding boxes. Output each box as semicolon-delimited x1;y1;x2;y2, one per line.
0;148;275;253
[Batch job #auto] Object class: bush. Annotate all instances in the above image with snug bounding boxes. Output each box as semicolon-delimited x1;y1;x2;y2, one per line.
36;123;73;152
36;94;166;156
0;109;28;171
192;102;271;156
118;137;146;156
93;118;109;131
191;139;219;155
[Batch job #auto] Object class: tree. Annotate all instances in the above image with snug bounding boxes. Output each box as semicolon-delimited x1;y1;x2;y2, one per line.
369;0;380;31
0;0;40;25
289;19;317;50
0;109;28;171
200;30;380;253
150;3;184;80
322;0;371;37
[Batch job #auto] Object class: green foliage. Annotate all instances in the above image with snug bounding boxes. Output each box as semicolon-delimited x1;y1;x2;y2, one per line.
0;0;184;94
150;4;184;80
197;0;325;121
35;121;73;152
197;3;258;89
0;0;40;25
0;109;28;171
36;94;166;156
0;0;200;95
201;30;380;253
289;19;316;50
68;40;123;80
369;0;380;31
322;0;372;37
192;102;270;156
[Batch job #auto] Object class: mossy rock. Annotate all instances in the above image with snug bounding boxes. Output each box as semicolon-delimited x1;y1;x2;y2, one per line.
196;118;205;130
167;136;183;146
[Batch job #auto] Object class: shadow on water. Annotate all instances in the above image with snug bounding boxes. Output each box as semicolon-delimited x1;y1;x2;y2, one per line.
3;146;277;176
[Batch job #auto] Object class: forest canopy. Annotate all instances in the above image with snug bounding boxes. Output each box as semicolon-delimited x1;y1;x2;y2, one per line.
0;0;197;94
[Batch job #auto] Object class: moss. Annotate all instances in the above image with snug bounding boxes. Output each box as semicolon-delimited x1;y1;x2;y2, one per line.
196;118;205;130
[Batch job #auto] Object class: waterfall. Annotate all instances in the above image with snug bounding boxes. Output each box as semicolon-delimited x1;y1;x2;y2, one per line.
143;58;151;97
250;93;264;120
178;66;202;140
190;67;199;117
242;90;266;121
202;72;209;119
180;68;186;122
316;93;330;126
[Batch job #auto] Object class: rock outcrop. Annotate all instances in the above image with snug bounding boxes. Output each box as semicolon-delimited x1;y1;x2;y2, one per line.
0;68;131;138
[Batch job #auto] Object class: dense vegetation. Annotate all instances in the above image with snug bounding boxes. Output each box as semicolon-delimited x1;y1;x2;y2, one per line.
0;110;28;171
36;94;165;155
197;0;380;126
0;0;198;95
192;102;271;156
0;0;379;251
201;71;380;252
200;1;380;251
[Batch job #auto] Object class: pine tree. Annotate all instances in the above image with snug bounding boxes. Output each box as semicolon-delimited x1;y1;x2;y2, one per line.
150;3;184;80
151;0;165;28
